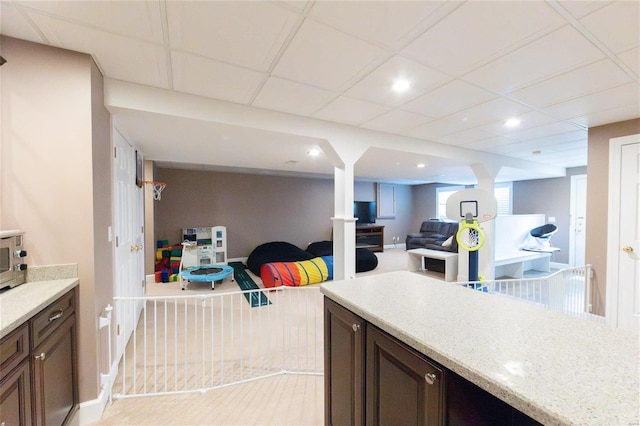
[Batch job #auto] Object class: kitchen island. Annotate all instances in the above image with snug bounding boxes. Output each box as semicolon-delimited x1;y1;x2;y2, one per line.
320;270;639;425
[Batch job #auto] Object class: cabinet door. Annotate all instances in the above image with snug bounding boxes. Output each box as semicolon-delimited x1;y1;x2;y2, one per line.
31;315;77;426
0;360;32;426
366;325;444;426
324;298;366;426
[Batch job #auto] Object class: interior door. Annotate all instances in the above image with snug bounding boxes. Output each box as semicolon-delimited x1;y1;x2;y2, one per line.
607;135;640;334
569;175;587;267
113;129;145;360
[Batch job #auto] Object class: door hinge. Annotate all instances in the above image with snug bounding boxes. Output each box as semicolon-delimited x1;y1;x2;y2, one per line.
114;146;117;158
117;324;120;335
115;236;119;247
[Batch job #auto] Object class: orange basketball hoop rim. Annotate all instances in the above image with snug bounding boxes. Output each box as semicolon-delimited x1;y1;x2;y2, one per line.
144;181;166;201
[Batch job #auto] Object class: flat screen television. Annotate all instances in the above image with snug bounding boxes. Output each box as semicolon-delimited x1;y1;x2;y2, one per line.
354;201;376;225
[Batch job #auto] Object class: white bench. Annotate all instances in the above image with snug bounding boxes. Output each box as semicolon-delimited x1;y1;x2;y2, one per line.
407;248;458;282
494;250;553;279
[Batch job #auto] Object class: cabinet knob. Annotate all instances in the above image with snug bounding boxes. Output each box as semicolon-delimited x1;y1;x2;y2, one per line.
623;246;634;253
424;372;437;385
352;323;360;332
35;352;46;361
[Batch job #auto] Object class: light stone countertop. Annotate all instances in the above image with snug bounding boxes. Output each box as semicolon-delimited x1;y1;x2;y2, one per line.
0;278;79;340
320;270;640;426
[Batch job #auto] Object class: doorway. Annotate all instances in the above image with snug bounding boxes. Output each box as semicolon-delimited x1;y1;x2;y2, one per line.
606;134;640;333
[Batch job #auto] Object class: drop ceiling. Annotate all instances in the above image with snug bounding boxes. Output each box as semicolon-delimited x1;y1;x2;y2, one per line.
2;0;638;184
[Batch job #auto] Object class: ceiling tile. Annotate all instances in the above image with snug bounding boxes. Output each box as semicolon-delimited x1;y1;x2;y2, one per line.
272;19;387;90
313;96;390;126
462;135;521;151
476;111;559;137
0;3;47;44
568;104;640;128
525;130;588;148
463;26;606;94
403;118;469;140
618;47;639;77
308;1;445;48
545;82;640;120
361;110;432;134
509;59;632;108
13;0;164;43
344;55;451;107
579;1;640;53
445;97;531;128
401;80;496;118
505;121;584;142
252;77;336;116
167;1;300;72
28;12;169;88
434;128;494;146
172;51;265;104
557;1;611;19
401;1;565;75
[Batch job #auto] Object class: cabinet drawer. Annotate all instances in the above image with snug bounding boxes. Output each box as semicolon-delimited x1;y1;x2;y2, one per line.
0;324;29;378
31;289;76;349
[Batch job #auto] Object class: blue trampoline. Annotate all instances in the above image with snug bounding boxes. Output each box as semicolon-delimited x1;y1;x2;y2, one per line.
180;265;234;290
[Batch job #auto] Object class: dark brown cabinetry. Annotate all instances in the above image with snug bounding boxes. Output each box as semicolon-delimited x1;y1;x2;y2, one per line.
366;325;444;425
324;297;540;426
324;297;366;426
0;288;78;426
355;225;384;252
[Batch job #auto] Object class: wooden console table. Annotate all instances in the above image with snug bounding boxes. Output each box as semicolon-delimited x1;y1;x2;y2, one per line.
355;225;384;252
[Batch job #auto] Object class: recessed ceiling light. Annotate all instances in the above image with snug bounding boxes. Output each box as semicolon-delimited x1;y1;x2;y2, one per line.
417;163;426;168
504;117;521;128
392;78;411;93
307;148;321;156
532;150;541;155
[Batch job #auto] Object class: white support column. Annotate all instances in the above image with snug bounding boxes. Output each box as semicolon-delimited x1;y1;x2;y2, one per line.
320;139;368;280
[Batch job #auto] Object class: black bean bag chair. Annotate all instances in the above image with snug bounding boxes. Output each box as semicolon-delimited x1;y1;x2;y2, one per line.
246;241;315;276
305;241;378;273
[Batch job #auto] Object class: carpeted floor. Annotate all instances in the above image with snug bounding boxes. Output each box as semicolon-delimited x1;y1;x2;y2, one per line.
91;248;409;426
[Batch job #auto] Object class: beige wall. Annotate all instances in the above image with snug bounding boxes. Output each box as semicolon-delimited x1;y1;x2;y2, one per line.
152;168;414;268
586;118;640;316
1;36;113;402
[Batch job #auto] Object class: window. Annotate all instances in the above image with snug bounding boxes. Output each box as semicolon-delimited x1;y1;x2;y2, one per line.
493;182;513;215
436;186;464;220
436;183;512;220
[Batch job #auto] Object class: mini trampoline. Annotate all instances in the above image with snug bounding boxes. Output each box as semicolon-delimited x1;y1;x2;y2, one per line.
180;265;234;290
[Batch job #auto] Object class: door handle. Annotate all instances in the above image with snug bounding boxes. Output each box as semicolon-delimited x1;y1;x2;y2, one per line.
622;246;634;253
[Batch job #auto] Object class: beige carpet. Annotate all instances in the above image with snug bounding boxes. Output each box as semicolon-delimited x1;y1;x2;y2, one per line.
91;248;409;426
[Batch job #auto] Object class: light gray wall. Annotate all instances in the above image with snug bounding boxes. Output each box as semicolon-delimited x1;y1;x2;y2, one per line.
513;166;586;264
153;169;415;261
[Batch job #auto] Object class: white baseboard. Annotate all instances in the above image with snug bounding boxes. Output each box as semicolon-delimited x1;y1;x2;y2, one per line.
77;361;118;425
384;243;406;250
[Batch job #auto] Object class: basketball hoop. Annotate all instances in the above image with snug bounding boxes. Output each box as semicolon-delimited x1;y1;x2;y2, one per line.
145;181;166;201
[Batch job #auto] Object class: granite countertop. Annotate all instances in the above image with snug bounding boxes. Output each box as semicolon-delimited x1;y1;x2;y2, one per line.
320;270;640;426
0;264;79;340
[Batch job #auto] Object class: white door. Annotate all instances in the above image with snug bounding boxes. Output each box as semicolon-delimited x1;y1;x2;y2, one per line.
569;175;587;267
113;129;145;360
607;135;640;334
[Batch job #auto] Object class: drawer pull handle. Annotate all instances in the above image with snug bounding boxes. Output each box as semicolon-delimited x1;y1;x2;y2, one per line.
35;352;46;361
425;372;437;385
48;309;64;322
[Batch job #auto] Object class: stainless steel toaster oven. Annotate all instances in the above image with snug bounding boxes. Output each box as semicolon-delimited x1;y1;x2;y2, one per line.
0;230;27;291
